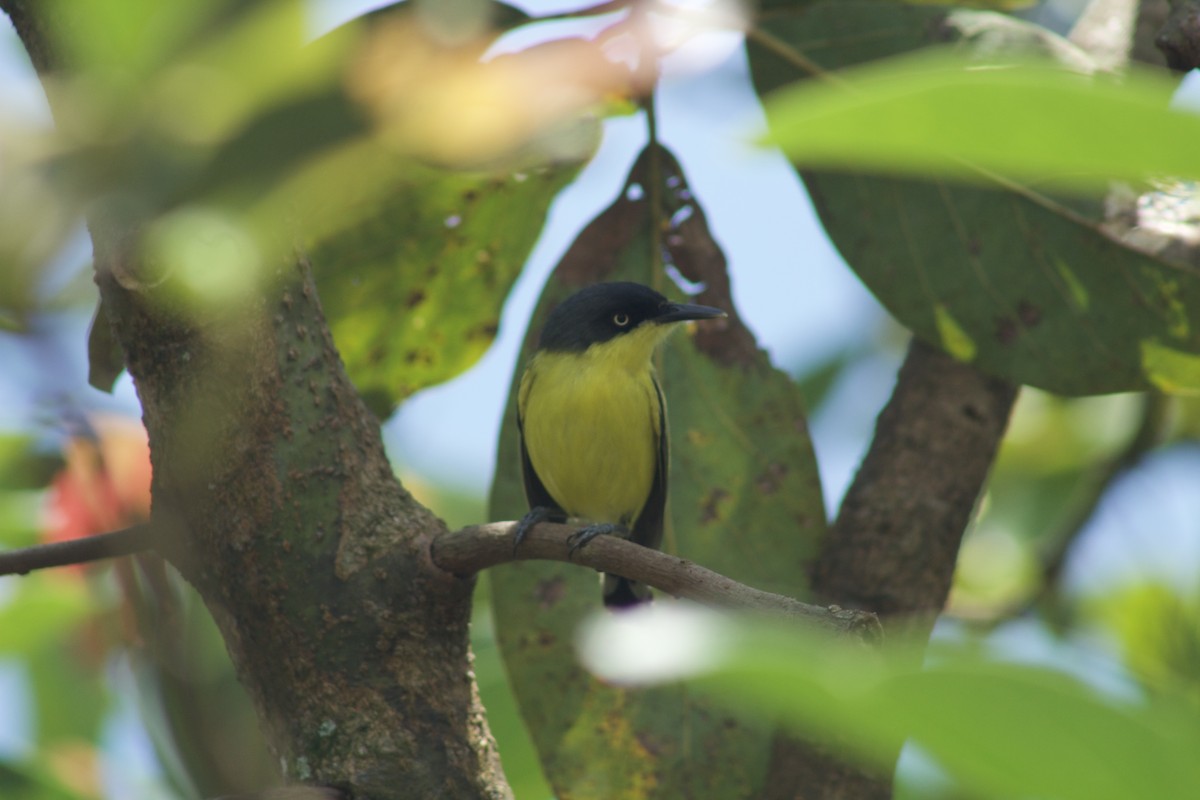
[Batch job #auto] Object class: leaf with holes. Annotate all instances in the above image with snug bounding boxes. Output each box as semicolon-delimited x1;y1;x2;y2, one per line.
488;143;825;798
307;159;579;416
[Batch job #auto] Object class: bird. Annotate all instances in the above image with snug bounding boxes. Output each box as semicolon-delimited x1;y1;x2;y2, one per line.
512;281;725;607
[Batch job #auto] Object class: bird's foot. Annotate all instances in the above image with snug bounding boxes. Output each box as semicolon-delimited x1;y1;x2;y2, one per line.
566;523;627;557
512;507;565;556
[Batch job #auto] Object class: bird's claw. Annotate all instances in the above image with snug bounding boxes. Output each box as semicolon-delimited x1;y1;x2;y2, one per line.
566;523;626;557
512;507;563;556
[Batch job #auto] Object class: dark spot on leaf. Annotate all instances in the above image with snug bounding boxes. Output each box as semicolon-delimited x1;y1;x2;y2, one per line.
1017;300;1041;327
469;321;499;340
994;316;1018;345
636;731;663;757
536;631;556;647
405;289;426;309
536;576;566;609
367;344;385;365
404;349;434;366
699;487;728;524
962;402;984;423
757;463;787;494
967;237;981;256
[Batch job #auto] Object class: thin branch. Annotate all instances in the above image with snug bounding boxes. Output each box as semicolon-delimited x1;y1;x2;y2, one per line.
431;522;883;642
0;523;156;577
744;26;851;88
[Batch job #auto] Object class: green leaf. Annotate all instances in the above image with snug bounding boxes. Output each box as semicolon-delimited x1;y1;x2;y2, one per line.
0;759;89;800
764;51;1200;190
0;436;63;492
748;2;1200;395
308;159;580;415
582;608;1200;800
0;582;93;656
488;143;825;798
1086;582;1200;702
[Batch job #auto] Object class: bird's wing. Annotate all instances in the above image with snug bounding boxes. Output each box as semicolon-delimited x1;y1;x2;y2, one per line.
631;374;668;551
517;372;560;512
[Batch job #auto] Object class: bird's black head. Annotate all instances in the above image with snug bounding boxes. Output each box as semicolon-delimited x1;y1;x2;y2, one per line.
538;282;725;353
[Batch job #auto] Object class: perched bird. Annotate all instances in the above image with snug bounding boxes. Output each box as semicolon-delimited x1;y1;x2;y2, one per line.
512;281;725;607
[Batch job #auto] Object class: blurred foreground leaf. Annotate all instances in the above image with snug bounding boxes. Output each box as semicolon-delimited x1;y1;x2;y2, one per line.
764;51;1200;189
581;605;1200;800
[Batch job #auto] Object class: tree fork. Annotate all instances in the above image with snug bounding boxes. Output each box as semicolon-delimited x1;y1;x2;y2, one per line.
761;338;1019;800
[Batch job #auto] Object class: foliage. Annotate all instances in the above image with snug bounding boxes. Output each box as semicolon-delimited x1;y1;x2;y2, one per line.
1;0;1199;798
581;605;1200;800
487;143;824;798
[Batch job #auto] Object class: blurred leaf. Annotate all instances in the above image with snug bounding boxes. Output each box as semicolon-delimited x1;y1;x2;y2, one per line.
46;0;231;79
581;606;1200;800
308;158;580;416
748;3;1200;395
0;436;63;491
129;581;277;798
27;624;108;746
0;491;42;548
0;133;83;332
900;0;1035;6
42;0;599;411
1087;583;1200;702
488;143;824;798
0;759;88;800
0;577;93;654
470;576;554;800
764;51;1200;190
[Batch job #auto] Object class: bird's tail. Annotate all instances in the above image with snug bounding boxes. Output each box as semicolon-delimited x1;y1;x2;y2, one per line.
603;574;652;608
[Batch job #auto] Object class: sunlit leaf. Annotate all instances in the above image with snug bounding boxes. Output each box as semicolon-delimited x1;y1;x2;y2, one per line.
307;157;580;415
1086;582;1200;701
764;51;1200;190
488;143;824;798
748;3;1200;395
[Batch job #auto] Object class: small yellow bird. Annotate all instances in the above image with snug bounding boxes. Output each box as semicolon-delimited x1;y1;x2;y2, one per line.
512;282;725;607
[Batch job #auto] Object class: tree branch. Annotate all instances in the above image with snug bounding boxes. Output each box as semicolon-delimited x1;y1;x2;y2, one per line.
760;339;1018;800
0;524;156;577
2;518;881;642
814;338;1019;637
432;522;882;641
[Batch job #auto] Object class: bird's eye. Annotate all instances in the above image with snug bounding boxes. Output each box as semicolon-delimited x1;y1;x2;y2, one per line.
613;313;631;327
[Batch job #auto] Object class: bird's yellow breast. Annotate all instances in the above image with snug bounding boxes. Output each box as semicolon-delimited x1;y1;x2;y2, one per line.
518;328;667;526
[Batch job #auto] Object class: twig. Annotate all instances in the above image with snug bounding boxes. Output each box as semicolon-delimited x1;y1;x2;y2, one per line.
431;522;882;642
0;524;156;577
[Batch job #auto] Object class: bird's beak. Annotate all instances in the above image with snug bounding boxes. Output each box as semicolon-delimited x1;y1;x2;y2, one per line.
655;302;727;324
